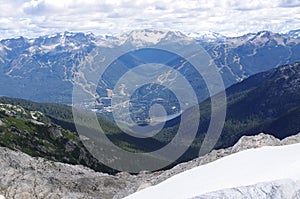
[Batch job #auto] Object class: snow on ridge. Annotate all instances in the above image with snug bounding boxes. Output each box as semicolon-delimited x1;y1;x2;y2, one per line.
284;29;300;39
41;44;60;52
125;143;300;199
115;29;188;46
186;31;226;41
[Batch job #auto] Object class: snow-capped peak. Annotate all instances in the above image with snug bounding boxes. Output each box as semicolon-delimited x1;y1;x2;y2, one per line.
115;29;188;47
256;30;273;38
187;31;226;41
286;29;300;38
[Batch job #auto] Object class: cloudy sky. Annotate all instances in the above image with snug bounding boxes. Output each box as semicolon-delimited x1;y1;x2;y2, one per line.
0;0;300;39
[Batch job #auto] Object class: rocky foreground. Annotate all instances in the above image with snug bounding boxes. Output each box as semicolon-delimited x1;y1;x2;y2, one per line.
0;132;299;199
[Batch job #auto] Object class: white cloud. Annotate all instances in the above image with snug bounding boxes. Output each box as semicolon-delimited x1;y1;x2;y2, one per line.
0;0;299;39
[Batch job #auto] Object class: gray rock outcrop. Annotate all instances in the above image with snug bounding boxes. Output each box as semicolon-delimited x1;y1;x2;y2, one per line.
0;147;136;199
0;119;4;126
231;133;281;153
281;133;300;145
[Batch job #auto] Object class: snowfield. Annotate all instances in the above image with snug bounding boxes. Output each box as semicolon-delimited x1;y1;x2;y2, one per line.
125;143;300;199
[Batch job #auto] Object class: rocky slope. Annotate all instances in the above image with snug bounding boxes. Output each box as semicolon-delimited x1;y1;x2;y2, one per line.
0;102;115;174
0;131;299;199
0;146;135;199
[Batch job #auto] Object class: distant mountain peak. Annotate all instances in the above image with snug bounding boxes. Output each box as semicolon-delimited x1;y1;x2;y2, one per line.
115;29;189;46
187;31;227;41
286;29;300;38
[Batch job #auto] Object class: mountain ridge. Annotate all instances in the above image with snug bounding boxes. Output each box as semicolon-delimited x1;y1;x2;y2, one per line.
2;29;300;42
198;62;300;150
0;62;299;168
1;29;300;104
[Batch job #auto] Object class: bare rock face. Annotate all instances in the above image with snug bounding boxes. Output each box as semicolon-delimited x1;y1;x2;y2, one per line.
281;132;300;145
0;147;136;199
193;179;300;199
0;119;4;126
231;133;281;153
48;127;63;139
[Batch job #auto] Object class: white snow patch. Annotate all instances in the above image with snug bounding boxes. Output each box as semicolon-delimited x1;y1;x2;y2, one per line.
41;44;59;52
47;33;59;39
126;143;300;199
4;45;12;51
28;39;35;44
65;32;75;37
28;46;41;54
187;31;226;41
115;29;187;46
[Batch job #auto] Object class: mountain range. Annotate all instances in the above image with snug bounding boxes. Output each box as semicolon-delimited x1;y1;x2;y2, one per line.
202;61;300;149
140;61;300;161
1;29;300;104
1;61;299;171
